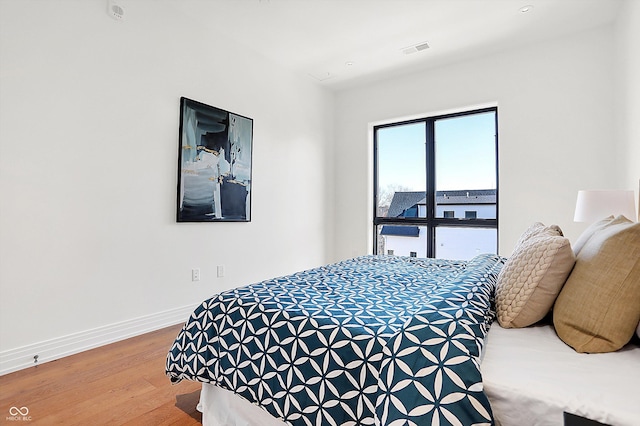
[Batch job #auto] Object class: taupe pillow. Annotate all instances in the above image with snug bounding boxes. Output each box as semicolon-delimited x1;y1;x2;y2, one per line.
495;224;575;328
554;216;640;353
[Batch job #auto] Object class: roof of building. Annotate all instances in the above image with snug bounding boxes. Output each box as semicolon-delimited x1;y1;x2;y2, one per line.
386;189;496;217
386;191;426;218
437;189;497;205
380;225;420;237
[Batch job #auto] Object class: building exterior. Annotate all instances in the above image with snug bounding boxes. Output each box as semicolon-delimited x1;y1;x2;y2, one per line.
380;189;497;260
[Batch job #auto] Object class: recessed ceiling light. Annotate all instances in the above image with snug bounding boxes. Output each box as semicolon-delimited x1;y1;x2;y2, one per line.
308;71;333;82
345;61;354;66
107;0;125;20
519;5;534;13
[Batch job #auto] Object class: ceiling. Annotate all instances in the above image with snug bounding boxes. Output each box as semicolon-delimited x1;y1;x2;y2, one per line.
169;0;621;91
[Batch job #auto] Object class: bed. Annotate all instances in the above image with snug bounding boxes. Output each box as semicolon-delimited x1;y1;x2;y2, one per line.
166;253;505;425
167;216;640;426
186;322;640;426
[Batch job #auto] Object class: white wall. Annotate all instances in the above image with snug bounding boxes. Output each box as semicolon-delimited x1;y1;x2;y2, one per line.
0;0;334;370
615;0;640;215
332;24;619;260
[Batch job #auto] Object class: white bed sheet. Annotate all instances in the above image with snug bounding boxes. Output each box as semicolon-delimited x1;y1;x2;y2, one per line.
481;322;640;426
198;383;286;426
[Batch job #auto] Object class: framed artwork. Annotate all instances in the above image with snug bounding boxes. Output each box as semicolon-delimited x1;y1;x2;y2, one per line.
177;97;253;222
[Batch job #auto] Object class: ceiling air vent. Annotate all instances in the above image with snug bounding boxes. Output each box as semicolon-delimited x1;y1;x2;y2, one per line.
402;41;430;55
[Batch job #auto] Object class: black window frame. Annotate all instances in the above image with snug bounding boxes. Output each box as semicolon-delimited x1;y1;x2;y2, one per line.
373;107;499;258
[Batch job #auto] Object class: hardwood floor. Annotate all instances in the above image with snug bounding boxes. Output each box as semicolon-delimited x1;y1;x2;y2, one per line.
0;324;202;425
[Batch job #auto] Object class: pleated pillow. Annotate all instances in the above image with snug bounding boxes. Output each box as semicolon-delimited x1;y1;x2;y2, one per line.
495;223;575;328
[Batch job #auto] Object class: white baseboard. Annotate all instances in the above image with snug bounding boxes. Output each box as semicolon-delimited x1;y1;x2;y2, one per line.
0;304;197;376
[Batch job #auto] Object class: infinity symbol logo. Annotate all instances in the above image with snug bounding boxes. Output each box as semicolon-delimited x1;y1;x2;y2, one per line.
9;406;29;416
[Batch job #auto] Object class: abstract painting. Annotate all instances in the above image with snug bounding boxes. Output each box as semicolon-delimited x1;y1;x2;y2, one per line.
177;97;253;222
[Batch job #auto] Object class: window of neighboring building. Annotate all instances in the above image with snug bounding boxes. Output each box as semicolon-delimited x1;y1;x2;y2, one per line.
374;107;498;260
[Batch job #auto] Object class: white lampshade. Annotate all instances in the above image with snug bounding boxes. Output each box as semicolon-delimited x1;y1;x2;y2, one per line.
574;190;637;223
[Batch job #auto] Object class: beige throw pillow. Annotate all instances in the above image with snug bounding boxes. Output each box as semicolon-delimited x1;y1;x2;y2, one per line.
554;216;640;353
495;224;575;328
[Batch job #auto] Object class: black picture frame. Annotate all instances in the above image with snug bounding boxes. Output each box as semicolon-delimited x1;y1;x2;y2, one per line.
177;97;253;222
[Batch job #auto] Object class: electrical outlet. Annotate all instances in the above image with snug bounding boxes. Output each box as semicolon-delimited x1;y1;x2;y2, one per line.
217;265;225;278
192;268;200;281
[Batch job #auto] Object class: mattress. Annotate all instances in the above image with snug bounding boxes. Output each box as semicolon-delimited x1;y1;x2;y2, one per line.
481;322;640;426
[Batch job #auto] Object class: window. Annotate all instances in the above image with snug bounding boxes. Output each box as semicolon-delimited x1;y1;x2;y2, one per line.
374;108;498;260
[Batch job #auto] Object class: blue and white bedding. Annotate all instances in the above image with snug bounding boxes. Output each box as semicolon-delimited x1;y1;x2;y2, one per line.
166;254;505;426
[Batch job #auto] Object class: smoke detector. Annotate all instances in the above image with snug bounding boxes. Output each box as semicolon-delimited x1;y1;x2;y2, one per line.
108;0;125;21
402;41;430;55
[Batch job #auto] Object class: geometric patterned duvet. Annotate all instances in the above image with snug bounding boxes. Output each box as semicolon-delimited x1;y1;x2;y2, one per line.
166;254;505;426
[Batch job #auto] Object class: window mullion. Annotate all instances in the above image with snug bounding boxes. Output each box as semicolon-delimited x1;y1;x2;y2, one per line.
425;119;435;258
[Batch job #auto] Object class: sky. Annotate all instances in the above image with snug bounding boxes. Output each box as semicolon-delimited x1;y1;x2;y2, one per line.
377;111;497;196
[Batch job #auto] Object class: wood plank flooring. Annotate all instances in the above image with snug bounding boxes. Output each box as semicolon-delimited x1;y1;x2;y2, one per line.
0;324;202;425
